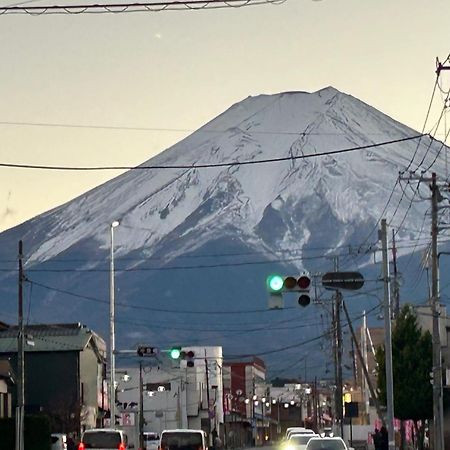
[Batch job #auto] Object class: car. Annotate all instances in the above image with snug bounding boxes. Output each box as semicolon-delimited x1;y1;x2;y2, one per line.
144;432;160;450
78;428;129;450
51;434;68;450
285;433;319;450
286;429;316;440
159;429;208;450
305;437;349;450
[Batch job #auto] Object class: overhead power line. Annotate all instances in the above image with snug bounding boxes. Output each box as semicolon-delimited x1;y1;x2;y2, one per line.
0;134;425;171
0;0;287;15
1;120;429;136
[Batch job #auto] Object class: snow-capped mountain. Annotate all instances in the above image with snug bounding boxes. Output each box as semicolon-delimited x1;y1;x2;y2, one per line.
0;87;446;376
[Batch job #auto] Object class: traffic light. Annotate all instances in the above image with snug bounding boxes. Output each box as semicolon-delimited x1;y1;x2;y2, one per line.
298;275;311;307
265;274;311;307
169;346;182;359
266;274;284;309
180;350;195;367
266;274;284;293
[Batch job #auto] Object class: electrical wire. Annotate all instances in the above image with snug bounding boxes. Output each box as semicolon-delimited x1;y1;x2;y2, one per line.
27;279;297;315
0;120;431;136
0;135;425;171
224;303;381;359
0;0;288;15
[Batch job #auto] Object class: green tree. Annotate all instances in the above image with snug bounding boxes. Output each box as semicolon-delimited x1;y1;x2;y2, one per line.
375;304;432;450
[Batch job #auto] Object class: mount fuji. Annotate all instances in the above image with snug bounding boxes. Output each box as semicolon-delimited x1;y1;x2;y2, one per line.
0;87;447;377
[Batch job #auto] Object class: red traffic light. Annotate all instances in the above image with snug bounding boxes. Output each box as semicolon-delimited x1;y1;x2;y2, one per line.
297;275;311;290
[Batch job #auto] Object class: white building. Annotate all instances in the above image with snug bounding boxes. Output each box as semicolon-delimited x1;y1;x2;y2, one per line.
115;346;224;443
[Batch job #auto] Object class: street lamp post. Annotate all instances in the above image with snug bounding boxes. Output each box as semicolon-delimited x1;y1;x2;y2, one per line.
110;220;119;427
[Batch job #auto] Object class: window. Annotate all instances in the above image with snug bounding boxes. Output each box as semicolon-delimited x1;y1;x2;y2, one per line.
83;431;122;448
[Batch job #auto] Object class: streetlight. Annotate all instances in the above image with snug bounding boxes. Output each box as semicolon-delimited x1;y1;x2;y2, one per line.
110;220;120;427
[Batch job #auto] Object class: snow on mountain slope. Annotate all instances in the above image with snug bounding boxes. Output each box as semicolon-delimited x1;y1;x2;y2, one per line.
16;86;441;267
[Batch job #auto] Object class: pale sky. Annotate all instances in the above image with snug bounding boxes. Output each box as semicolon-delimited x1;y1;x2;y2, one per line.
1;0;449;232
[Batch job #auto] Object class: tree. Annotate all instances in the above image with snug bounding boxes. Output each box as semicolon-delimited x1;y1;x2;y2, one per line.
375;304;432;450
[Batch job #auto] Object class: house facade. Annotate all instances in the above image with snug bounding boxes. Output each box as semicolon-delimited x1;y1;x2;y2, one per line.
0;322;106;435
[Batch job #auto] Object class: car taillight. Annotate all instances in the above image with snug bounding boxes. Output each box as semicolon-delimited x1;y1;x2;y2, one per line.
118;444;126;450
78;444;85;450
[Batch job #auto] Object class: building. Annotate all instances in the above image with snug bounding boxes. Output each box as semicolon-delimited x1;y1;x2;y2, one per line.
0;323;107;435
0;359;14;419
116;346;224;447
223;357;268;446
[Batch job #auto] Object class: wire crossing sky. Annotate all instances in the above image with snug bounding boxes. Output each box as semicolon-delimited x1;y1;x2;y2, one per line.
0;0;449;232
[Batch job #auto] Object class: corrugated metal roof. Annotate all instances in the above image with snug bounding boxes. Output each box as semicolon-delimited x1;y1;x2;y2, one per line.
0;323;106;354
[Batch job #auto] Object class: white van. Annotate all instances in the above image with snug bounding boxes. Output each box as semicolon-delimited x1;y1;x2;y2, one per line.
159;429;208;450
78;428;128;450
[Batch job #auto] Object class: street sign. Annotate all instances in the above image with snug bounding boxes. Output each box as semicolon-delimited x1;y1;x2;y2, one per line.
137;346;159;357
322;272;364;291
344;401;359;418
147;382;171;392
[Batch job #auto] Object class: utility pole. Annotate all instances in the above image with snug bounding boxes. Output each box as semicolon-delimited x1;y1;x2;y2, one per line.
16;240;25;450
109;220;119;428
391;229;400;318
335;290;343;438
139;361;144;450
380;219;395;450
431;172;444;450
331;256;344;438
361;312;369;417
313;377;318;432
205;350;212;446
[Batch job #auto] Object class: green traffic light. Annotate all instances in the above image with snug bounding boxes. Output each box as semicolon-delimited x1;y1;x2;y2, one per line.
169;347;181;359
266;274;284;293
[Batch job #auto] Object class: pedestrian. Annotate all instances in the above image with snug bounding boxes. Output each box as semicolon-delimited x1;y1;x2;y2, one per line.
211;429;218;450
379;426;388;450
67;434;76;450
372;428;381;450
214;435;223;450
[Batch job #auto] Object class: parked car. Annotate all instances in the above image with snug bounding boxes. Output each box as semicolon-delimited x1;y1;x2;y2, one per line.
51;434;68;450
305;437;349;450
144;432;160;450
159;429;208;450
78;428;129;450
